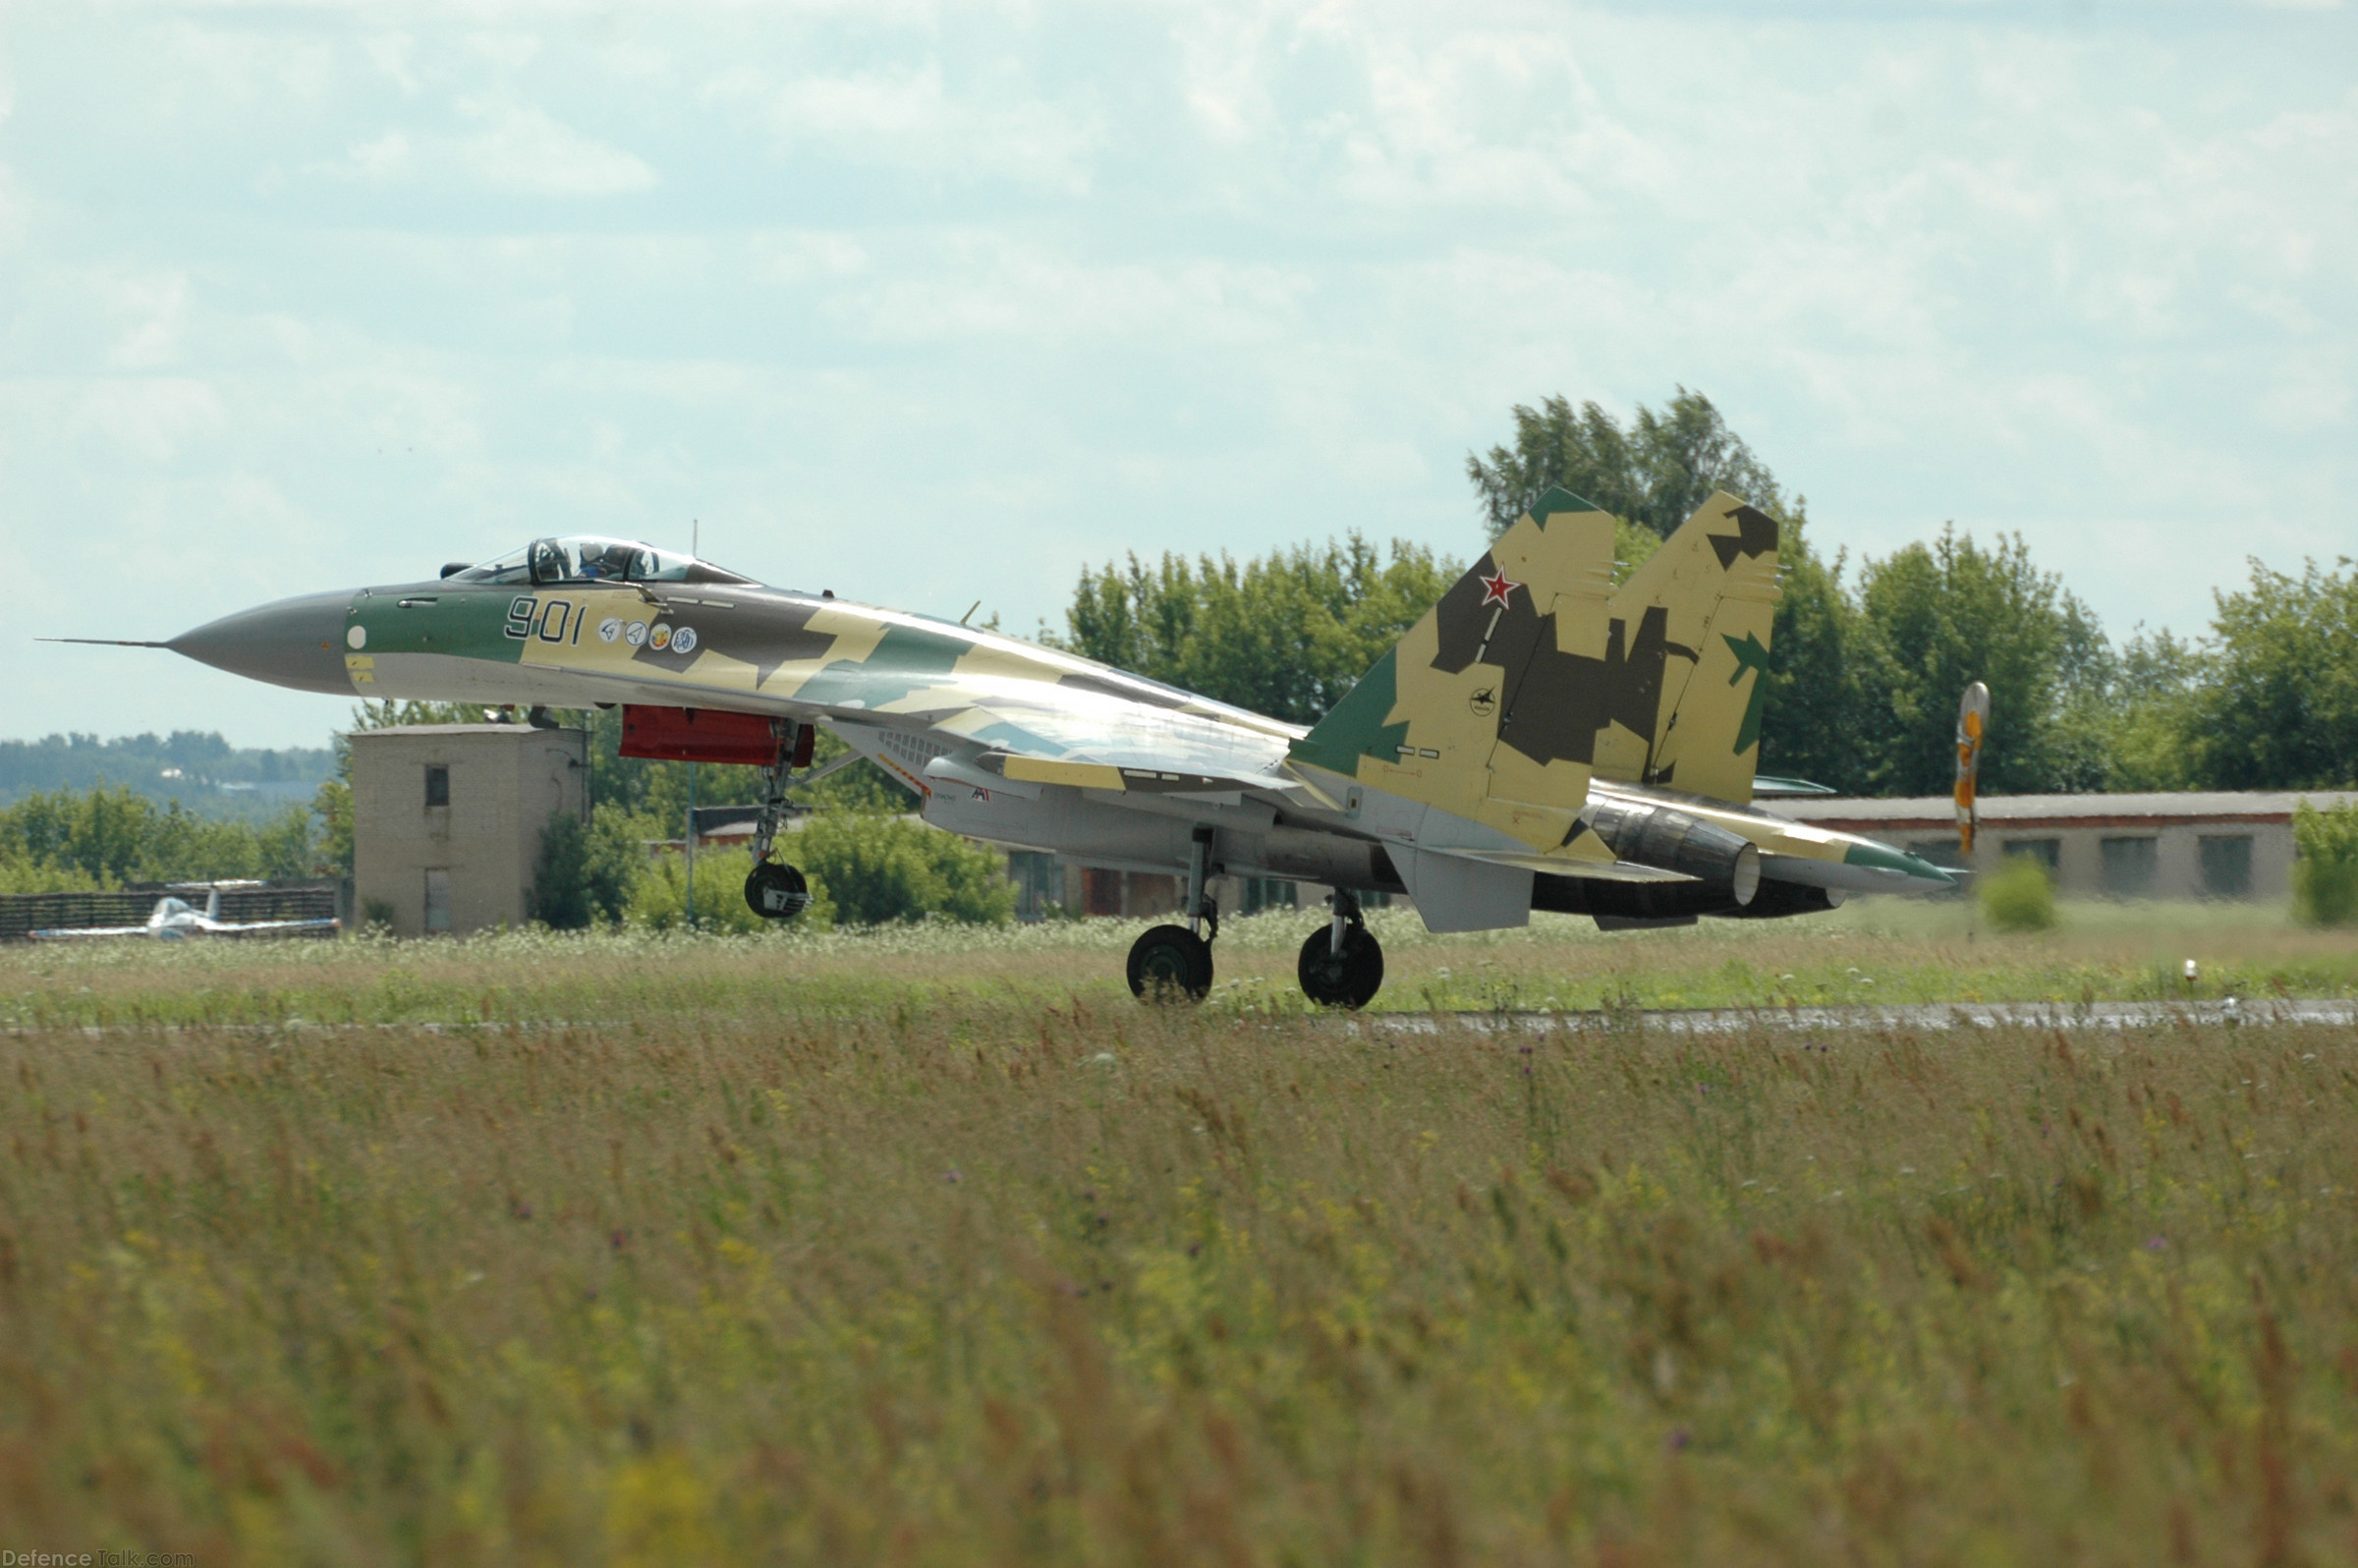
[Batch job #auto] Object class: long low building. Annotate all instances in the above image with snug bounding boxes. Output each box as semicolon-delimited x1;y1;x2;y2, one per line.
1775;790;2358;901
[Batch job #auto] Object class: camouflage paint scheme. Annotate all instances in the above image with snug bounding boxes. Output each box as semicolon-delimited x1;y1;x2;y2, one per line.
161;494;1953;932
1281;488;1951;897
1592;492;1783;803
342;576;1303;800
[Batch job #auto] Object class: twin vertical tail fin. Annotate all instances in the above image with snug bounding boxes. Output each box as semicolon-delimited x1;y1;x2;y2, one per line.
1289;486;1620;856
1290;486;1786;859
1589;492;1782;803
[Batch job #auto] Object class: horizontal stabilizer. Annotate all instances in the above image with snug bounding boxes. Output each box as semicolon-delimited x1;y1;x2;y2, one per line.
1752;773;1836;798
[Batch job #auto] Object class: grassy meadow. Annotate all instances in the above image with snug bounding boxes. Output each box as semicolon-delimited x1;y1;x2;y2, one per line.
2;904;2356;1563
2;896;2355;1032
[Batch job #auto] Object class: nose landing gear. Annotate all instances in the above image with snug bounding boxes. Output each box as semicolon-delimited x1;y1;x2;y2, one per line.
1298;891;1383;1009
742;719;817;921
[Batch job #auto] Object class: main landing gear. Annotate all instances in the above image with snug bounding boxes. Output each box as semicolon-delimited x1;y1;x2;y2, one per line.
1298;890;1383;1010
743;720;817;922
1128;826;1220;1002
1123;830;1388;1010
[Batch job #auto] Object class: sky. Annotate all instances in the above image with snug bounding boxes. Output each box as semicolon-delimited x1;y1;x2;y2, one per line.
2;0;2352;750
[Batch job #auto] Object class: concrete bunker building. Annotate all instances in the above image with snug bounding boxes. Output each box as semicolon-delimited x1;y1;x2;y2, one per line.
351;724;589;935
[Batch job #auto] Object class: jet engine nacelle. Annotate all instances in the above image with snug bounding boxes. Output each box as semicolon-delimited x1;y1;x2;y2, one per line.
1585;798;1761;908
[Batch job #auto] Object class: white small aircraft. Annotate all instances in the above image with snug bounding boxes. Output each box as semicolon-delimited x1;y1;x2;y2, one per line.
29;882;340;942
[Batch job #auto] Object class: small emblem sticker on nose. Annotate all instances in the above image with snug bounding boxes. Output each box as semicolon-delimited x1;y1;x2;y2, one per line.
599;617;622;644
649;624;672;650
672;626;699;654
624;621;647;646
346;625;366;650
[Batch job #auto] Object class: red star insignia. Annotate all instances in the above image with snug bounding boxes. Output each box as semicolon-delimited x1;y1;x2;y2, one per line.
1478;569;1520;609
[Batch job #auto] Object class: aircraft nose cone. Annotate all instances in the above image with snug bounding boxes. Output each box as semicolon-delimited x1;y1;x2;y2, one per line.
168;589;356;696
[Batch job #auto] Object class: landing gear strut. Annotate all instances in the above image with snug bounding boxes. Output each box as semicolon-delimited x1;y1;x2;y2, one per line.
1127;825;1219;1003
743;719;816;921
1298;890;1383;1009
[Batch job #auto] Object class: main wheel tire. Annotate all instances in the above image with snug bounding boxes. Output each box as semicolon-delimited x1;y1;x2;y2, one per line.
1298;924;1383;1009
1127;924;1213;1003
745;861;813;921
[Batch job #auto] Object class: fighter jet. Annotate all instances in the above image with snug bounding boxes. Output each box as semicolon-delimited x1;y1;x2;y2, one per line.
62;492;1949;1004
30;882;340;942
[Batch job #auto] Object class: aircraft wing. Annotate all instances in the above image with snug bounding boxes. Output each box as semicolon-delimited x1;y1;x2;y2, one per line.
918;695;1319;805
206;917;342;935
28;924;157;941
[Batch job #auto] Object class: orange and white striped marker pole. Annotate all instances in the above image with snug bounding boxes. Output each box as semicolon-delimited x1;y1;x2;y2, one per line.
1955;681;1990;857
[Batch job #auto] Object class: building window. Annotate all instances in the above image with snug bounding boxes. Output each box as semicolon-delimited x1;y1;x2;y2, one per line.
2100;837;2157;898
2200;835;2253;899
423;868;452;932
1006;851;1061;923
424;763;450;808
2003;839;2059;871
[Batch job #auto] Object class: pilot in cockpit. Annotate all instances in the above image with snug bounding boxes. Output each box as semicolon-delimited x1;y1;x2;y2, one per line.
575;539;643;583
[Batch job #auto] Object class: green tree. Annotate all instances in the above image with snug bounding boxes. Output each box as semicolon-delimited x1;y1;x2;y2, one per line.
1059;536;1457;723
533;813;597;930
311;777;355;875
2292;798;2358;925
626;844;836;934
794;813;1016;926
1852;529;2109;797
2185;558;2358;790
1466;387;1786;540
0;784;315;884
1754;513;1868;792
2084;628;2205;792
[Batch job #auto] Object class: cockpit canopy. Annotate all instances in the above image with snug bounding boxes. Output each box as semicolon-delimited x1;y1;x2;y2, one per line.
445;536;756;588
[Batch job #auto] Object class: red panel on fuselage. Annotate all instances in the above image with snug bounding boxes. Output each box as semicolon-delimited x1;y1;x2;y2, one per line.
620;705;779;765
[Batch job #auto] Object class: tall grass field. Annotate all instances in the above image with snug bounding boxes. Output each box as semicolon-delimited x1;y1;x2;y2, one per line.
2;904;2355;1564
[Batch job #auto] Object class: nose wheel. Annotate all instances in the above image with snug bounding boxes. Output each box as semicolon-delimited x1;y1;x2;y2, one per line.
1298;893;1383;1009
746;861;812;920
742;718;819;922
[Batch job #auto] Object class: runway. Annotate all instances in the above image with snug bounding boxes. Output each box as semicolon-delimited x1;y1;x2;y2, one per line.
1383;997;2358;1035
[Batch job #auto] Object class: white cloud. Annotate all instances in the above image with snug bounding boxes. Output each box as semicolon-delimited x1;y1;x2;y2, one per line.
827;233;1311;347
326;100;655;196
106;273;193;368
748;231;870;287
70;378;229;463
708;63;1103;192
4;0;2356;745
